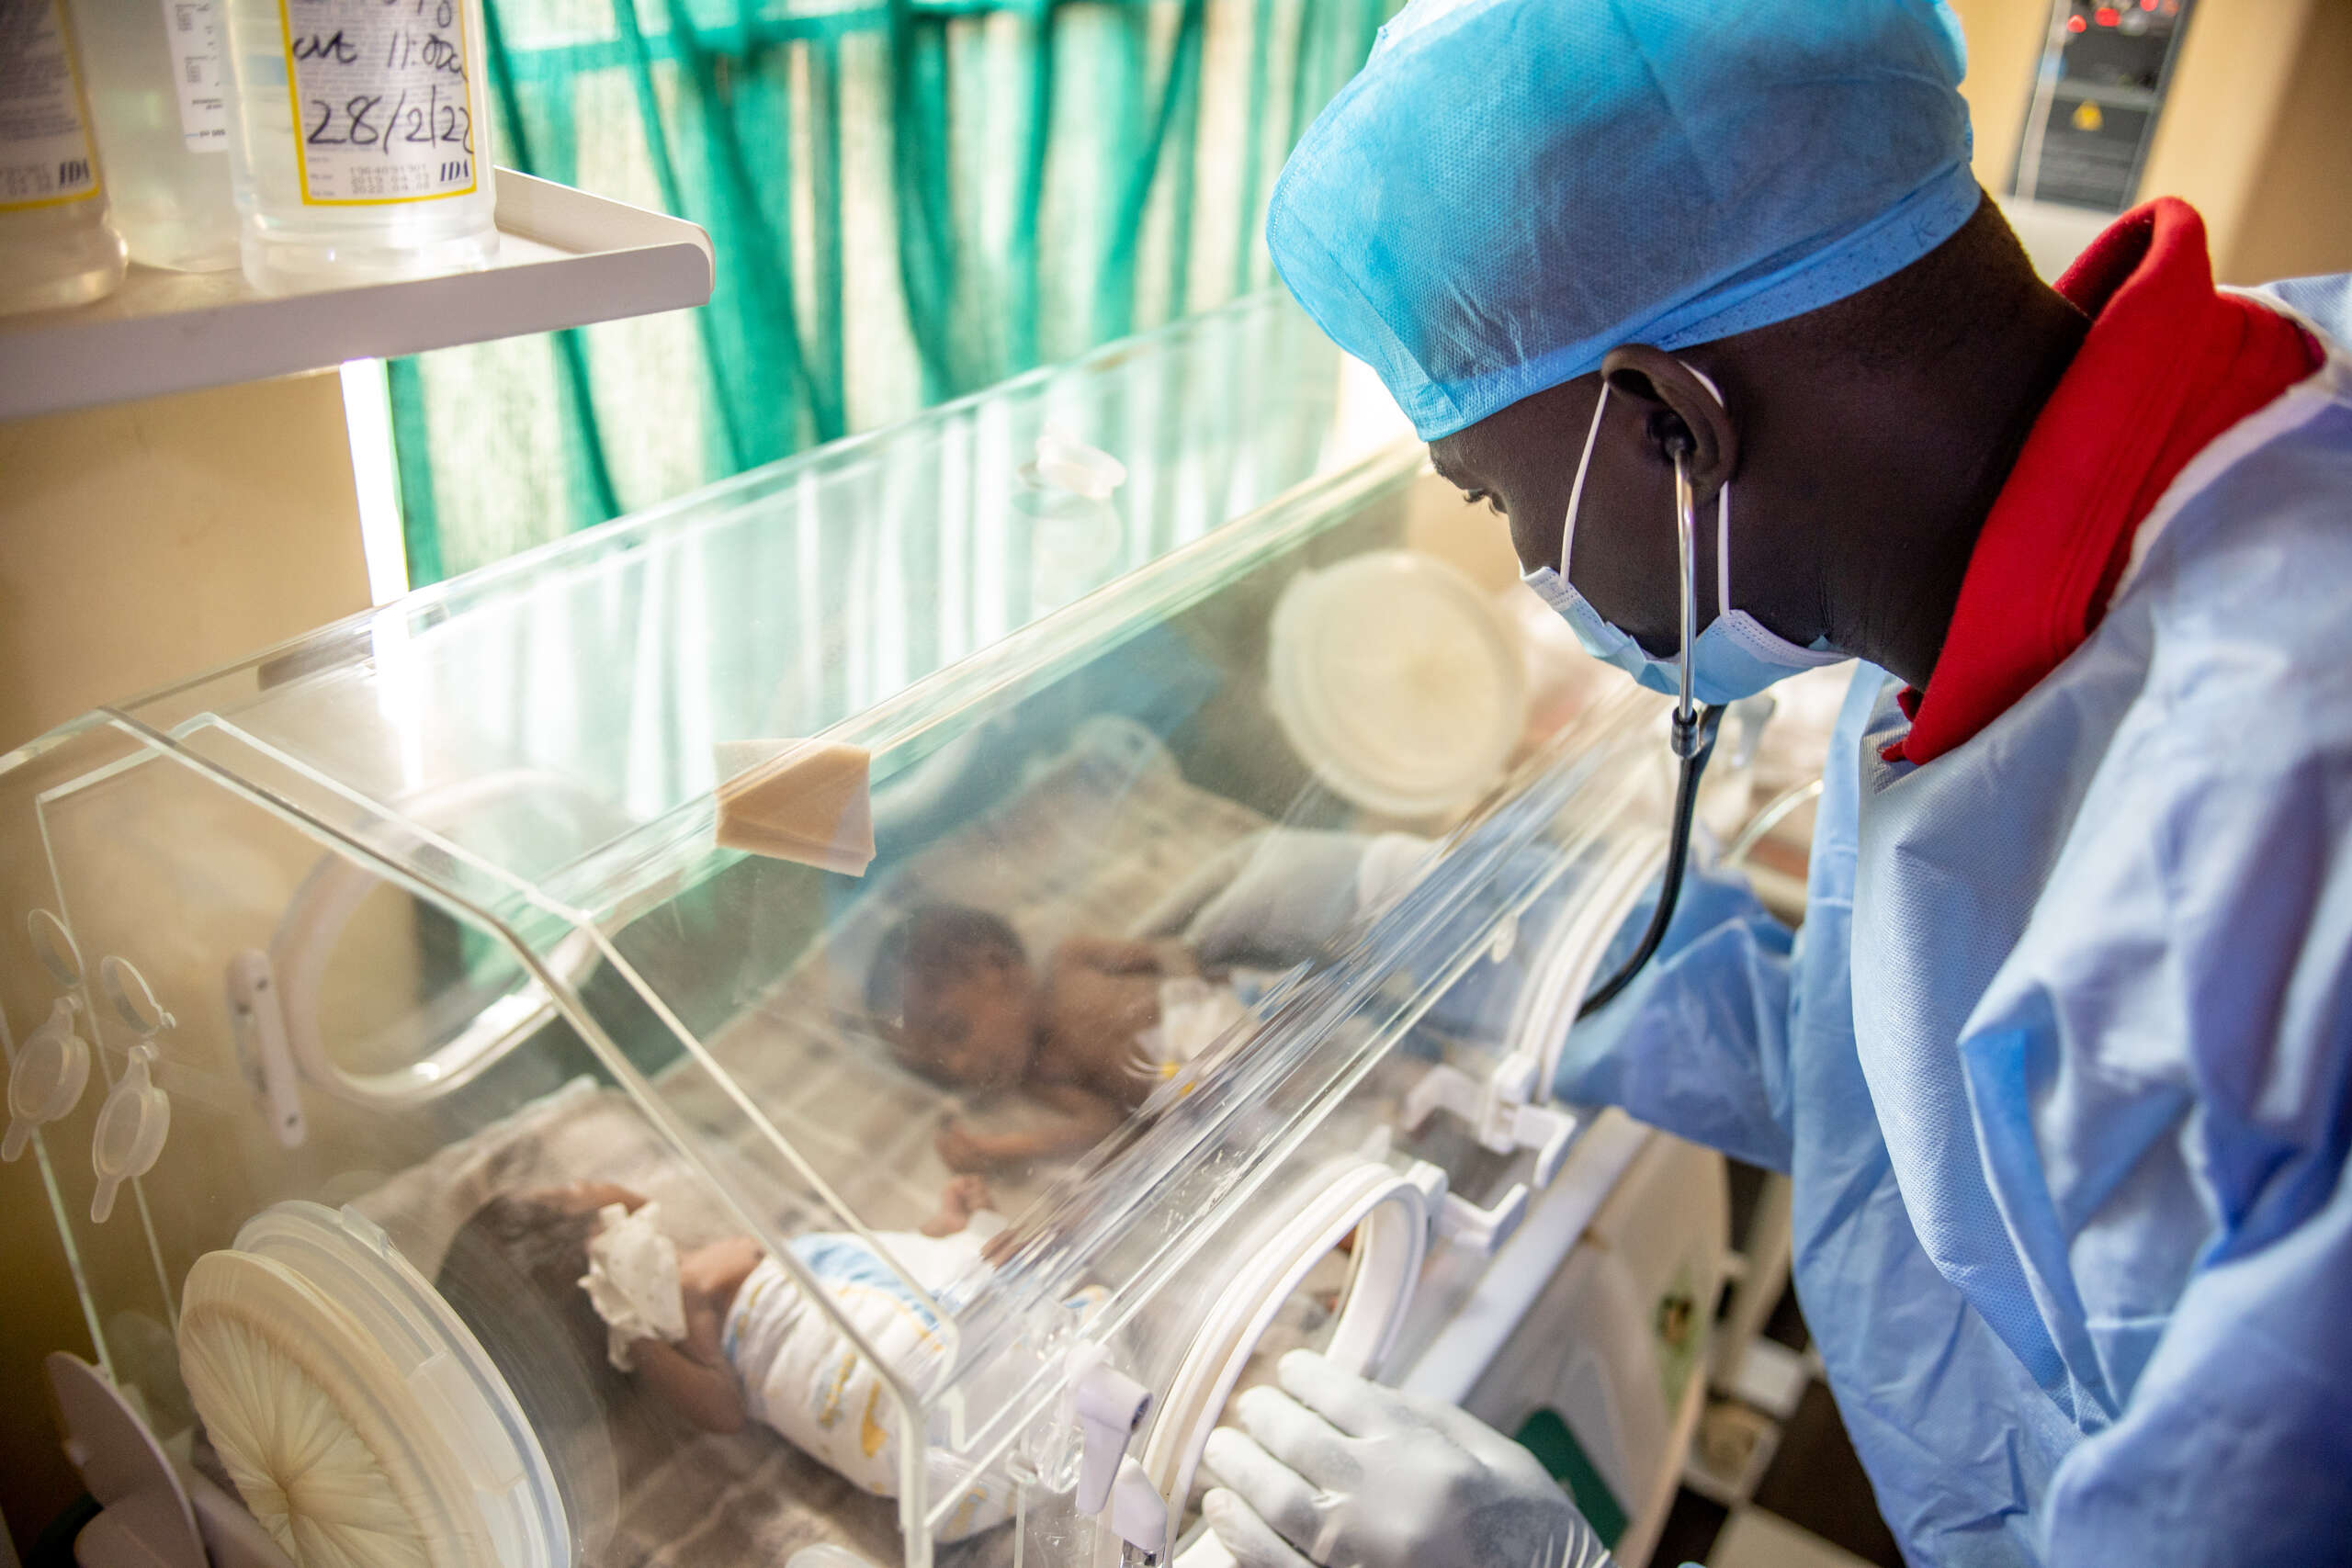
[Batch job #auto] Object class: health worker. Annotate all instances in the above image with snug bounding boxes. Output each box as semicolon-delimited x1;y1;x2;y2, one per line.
1193;2;2352;1566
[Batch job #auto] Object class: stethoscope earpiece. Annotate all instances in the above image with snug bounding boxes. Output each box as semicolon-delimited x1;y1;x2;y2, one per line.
1647;409;1697;463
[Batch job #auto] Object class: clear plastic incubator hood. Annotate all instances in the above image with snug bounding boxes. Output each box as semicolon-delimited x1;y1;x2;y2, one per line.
4;293;1723;1568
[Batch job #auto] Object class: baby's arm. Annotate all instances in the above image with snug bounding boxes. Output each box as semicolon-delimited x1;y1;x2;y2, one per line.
1053;934;1166;975
935;1083;1126;1172
630;1294;746;1434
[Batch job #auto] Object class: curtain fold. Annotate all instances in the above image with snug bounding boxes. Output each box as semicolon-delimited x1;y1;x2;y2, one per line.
388;0;1395;585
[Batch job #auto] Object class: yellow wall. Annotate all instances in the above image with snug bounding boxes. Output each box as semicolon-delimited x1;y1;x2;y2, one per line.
0;372;369;750
1951;0;2352;284
0;370;369;1552
2219;0;2352;284
1948;0;2054;192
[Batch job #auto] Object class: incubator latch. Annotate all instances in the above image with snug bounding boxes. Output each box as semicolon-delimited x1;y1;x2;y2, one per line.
1068;1343;1152;1516
1111;1455;1170;1565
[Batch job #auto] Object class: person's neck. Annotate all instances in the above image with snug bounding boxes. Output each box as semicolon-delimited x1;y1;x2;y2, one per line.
1816;288;2089;690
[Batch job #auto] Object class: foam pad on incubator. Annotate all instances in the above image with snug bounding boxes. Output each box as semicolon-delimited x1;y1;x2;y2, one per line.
716;739;876;876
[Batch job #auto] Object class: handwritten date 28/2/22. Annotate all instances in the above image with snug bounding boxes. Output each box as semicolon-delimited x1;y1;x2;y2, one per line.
282;0;481;202
305;82;471;159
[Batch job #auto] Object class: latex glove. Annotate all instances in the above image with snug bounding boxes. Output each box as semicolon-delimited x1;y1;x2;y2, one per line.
1176;830;1430;969
1201;1352;1611;1568
578;1201;685;1371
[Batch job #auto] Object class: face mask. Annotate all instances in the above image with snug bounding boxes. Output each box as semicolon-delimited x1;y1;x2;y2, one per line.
1521;375;1842;705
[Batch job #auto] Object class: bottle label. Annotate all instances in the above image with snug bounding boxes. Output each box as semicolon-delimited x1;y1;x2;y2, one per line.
278;0;479;205
161;0;227;152
0;0;104;212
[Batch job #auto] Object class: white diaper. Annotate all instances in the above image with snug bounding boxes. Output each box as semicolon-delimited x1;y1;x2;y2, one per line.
722;1229;1012;1540
1134;970;1277;1079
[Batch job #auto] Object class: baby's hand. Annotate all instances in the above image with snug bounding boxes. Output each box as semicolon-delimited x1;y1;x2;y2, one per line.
942;1174;995;1214
935;1119;992;1174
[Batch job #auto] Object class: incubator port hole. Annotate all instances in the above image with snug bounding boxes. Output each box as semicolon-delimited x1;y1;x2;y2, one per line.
1178;1230;1360;1523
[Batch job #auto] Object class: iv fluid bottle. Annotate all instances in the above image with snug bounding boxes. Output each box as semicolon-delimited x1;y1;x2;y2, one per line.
76;0;239;271
220;0;497;292
0;0;129;315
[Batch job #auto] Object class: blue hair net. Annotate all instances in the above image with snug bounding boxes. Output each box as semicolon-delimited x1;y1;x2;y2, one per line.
1267;0;1981;440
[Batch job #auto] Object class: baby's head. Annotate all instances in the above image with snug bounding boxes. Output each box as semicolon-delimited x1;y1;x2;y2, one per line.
866;904;1039;1089
438;1183;639;1369
435;1183;643;1525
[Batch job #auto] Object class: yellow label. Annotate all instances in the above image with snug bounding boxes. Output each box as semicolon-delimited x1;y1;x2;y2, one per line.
277;0;481;206
0;0;105;212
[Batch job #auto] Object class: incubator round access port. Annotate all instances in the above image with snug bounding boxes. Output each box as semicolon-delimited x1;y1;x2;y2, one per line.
1268;551;1527;819
177;1201;574;1568
1130;1158;1435;1565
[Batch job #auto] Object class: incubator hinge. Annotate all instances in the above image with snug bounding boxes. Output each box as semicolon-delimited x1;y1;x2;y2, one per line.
1438;1182;1529;1255
1400;1051;1579;1183
226;952;307;1148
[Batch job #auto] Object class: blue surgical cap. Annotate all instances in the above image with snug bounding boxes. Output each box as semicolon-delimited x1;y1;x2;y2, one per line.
1267;0;1980;440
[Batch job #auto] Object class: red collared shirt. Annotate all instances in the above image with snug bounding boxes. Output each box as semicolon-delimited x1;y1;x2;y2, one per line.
1887;197;2320;767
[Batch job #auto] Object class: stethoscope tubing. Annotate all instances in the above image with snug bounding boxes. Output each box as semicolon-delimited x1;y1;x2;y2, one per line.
1580;446;1722;1020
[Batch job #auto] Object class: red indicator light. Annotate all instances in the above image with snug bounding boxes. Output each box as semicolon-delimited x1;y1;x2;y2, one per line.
2140;0;2157;8
2067;13;2088;29
2094;6;2120;23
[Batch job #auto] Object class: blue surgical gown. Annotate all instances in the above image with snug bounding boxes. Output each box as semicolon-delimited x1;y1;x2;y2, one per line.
1552;276;2352;1567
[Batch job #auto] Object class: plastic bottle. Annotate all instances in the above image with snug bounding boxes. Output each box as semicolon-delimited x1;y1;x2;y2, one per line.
219;0;497;293
75;0;239;271
0;0;129;315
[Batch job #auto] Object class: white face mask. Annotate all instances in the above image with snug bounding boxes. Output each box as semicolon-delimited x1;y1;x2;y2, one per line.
1519;373;1842;705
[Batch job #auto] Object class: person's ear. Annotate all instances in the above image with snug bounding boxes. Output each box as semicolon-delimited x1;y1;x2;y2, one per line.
1598;344;1739;507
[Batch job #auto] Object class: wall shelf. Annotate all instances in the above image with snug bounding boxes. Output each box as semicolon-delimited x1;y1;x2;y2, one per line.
0;171;713;423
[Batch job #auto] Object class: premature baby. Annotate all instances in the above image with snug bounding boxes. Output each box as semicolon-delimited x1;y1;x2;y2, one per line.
864;904;1261;1172
437;1176;1018;1540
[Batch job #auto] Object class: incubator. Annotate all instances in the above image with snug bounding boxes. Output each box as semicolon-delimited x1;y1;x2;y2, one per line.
7;293;1728;1568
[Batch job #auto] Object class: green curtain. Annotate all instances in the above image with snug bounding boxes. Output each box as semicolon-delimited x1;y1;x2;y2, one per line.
389;0;1394;586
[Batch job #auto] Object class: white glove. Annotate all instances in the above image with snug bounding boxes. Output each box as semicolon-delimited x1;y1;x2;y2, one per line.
1176;830;1430;969
578;1201;685;1371
1201;1352;1611;1568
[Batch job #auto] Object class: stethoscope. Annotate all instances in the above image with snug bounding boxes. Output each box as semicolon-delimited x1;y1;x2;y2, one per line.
1577;418;1724;1020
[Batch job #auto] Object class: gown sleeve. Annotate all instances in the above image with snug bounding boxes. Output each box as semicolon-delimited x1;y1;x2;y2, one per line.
1548;857;1801;1171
